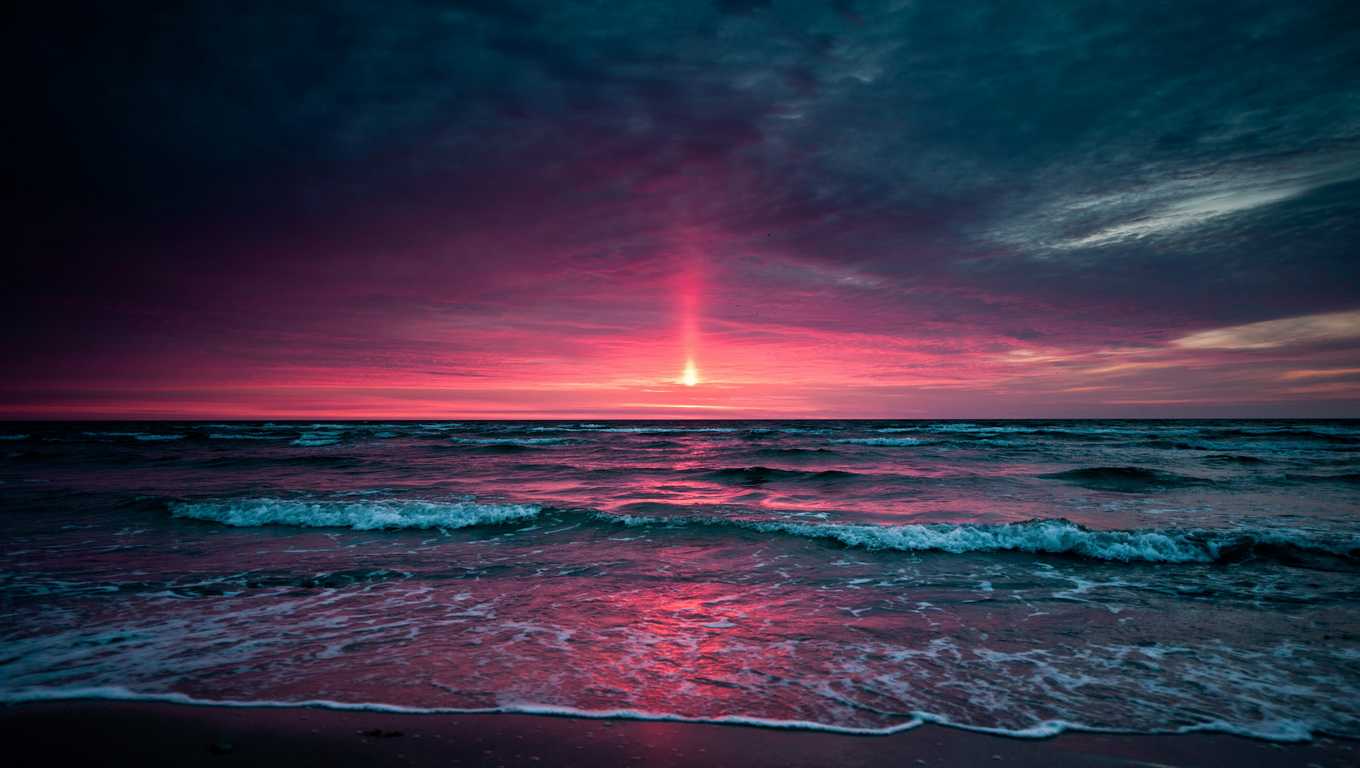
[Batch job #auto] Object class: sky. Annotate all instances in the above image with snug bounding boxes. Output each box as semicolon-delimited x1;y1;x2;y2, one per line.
5;1;1360;419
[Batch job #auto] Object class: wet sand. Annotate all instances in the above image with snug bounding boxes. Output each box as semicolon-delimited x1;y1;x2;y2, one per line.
2;701;1355;767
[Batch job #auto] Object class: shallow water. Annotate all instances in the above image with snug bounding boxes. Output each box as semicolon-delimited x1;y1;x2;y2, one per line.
1;420;1358;740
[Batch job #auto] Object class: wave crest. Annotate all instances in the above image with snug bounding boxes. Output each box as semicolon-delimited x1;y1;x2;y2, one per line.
700;466;859;485
169;498;541;530
1040;466;1213;492
832;437;927;447
609;515;1358;565
165;498;1357;565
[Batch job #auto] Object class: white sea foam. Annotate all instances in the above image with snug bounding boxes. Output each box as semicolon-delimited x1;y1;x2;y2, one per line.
292;432;342;446
83;431;184;441
832;437;927;446
0;434;29;441
0;686;1324;742
773;519;1214;562
606;514;1356;564
0;686;923;735
169;498;542;530
167;498;1356;563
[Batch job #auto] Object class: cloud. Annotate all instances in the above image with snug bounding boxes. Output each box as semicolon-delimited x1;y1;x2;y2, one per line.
1280;368;1360;380
993;153;1360;252
1060;157;1360;249
1059;181;1308;248
1172;310;1360;350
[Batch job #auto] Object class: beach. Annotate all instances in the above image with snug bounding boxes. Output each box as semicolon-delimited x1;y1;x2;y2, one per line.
4;700;1356;767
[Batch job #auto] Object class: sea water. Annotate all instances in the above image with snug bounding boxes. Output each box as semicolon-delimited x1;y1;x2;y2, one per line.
1;420;1357;740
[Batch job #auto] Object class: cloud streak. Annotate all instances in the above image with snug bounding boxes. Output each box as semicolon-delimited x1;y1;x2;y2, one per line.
1173;310;1360;351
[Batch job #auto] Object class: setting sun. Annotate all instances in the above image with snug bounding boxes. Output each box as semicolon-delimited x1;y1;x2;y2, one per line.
681;359;699;387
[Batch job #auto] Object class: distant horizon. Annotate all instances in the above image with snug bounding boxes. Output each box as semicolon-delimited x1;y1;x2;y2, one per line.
6;414;1359;423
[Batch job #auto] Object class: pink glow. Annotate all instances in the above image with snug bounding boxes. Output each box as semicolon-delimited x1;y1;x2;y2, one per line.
4;129;1356;419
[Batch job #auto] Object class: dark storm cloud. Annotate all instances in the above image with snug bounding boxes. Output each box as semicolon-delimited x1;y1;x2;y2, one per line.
739;2;1360;322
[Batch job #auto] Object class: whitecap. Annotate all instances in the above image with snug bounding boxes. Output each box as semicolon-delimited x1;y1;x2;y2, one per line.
169;498;541;530
292;432;342;447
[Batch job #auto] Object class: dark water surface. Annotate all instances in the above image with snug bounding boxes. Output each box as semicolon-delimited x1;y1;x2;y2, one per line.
2;420;1358;740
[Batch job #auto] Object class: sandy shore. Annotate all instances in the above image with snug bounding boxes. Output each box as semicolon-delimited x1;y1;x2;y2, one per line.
2;701;1354;767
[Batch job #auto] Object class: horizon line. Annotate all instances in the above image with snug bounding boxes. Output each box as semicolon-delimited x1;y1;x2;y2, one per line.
3;416;1358;423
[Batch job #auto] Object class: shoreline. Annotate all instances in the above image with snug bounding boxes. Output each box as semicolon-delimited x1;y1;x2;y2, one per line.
3;700;1355;767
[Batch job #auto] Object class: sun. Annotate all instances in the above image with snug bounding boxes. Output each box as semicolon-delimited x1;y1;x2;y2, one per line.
681;359;699;387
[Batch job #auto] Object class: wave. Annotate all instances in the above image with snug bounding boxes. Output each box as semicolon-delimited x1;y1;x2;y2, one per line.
196;454;367;469
292;432;342;447
165;498;1358;565
1132;439;1211;450
919;424;1129;439
620;516;1359;565
0;686;1326;742
589;427;740;434
1282;472;1360;486
1202;454;1267;465
1197;428;1357;445
1040;466;1213;492
65;568;418;598
699;466;860;485
449;437;571;447
1025;429;1118;441
832;437;927;447
82;431;185;442
169;498;541;530
748;447;839;458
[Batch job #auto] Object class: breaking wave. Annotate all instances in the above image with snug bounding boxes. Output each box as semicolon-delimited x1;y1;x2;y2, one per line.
166;499;1358;565
620;516;1359;565
292;432;342;447
169;498;542;530
832;437;928;447
83;431;185;442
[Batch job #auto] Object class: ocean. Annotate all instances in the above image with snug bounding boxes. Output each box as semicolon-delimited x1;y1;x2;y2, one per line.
1;420;1357;742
